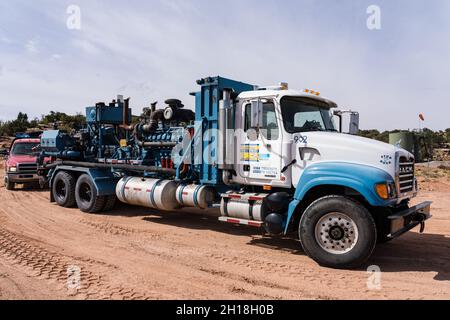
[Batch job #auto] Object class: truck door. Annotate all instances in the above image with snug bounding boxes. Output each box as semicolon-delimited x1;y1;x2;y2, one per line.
237;99;282;183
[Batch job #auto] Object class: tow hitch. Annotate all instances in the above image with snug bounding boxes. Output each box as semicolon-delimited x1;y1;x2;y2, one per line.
415;212;427;233
387;201;432;239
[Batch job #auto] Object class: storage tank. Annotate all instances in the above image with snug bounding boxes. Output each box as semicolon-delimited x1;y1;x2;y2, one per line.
176;184;215;209
116;177;179;211
220;198;269;221
389;131;421;161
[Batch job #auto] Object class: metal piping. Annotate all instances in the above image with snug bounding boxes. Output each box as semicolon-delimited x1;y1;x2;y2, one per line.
141;141;177;147
218;89;233;171
43;160;176;175
123;98;131;126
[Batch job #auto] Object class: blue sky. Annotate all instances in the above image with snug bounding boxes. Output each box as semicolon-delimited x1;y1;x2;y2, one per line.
0;0;449;130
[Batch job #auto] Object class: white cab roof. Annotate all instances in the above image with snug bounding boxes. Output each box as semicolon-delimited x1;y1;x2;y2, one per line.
238;89;338;108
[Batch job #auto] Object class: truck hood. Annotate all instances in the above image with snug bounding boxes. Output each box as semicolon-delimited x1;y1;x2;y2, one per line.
292;132;413;179
7;154;37;165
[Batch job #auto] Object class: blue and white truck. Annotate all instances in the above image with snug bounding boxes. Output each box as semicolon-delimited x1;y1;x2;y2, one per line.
37;76;431;268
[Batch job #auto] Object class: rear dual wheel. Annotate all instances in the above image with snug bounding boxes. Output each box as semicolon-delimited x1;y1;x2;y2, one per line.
52;172;116;213
75;174;109;213
52;171;76;207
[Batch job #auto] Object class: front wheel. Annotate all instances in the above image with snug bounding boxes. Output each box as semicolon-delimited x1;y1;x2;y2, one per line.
299;195;377;269
5;177;15;190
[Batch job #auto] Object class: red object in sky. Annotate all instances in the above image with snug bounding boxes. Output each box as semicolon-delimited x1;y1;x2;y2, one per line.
419;113;425;121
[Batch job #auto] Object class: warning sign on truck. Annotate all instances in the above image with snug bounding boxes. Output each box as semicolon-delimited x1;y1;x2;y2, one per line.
240;144;260;162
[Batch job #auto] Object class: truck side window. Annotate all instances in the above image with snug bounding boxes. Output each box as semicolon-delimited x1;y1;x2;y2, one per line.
244;103;252;132
244;102;279;140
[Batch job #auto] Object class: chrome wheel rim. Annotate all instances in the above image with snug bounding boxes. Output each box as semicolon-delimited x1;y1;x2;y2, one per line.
314;212;359;254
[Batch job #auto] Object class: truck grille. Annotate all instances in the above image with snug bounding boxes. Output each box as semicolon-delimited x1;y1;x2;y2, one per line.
398;157;415;193
17;163;38;173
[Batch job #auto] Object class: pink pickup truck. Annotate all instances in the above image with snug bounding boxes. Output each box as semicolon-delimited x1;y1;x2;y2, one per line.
4;138;41;190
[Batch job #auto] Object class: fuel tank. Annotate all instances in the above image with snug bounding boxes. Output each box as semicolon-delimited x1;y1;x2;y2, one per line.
116;177;179;211
176;184;215;209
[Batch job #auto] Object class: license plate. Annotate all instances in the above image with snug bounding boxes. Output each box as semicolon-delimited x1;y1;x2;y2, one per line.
391;218;405;234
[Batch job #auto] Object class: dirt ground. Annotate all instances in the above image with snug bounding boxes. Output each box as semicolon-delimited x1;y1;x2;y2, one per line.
0;162;448;300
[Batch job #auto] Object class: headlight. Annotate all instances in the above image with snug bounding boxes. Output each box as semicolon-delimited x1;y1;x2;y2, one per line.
375;182;396;200
8;166;17;172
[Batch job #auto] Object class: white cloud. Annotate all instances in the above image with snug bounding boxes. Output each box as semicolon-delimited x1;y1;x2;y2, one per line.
0;35;11;43
25;38;39;54
70;38;102;55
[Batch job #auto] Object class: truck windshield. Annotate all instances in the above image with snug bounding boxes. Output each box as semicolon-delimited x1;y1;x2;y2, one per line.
11;143;39;156
280;97;337;133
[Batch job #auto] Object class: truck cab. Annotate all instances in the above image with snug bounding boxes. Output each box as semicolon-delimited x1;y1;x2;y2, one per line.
232;87;340;188
211;79;430;268
4;138;41;190
230;85;416;203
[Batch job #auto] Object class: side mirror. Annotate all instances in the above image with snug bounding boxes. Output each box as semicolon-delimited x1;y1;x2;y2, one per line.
250;100;263;128
334;110;359;134
349;113;359;135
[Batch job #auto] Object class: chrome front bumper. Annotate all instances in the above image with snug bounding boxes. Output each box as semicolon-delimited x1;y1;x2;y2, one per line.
387;201;432;239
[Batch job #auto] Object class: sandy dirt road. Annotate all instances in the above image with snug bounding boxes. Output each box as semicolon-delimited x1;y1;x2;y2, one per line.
0;166;449;300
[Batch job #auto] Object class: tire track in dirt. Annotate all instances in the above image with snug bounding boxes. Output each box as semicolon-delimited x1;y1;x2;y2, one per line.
76;218;162;239
197;267;297;299
131;239;332;299
0;227;152;300
198;266;290;291
205;251;305;277
201;251;358;296
1;188;161;242
0;191;66;236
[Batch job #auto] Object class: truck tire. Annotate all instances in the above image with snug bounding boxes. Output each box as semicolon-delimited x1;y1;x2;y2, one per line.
75;174;106;213
102;195;117;212
299;195;377;269
5;178;15;191
52;171;76;207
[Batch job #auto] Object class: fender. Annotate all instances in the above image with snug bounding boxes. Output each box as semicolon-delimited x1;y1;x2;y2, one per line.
284;162;396;234
50;166;119;197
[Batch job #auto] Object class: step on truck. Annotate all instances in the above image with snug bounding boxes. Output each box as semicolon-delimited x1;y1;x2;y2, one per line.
36;76;432;268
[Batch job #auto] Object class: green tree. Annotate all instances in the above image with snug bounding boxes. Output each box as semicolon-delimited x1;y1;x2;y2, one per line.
41;111;86;132
358;129;391;143
0;113;31;136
